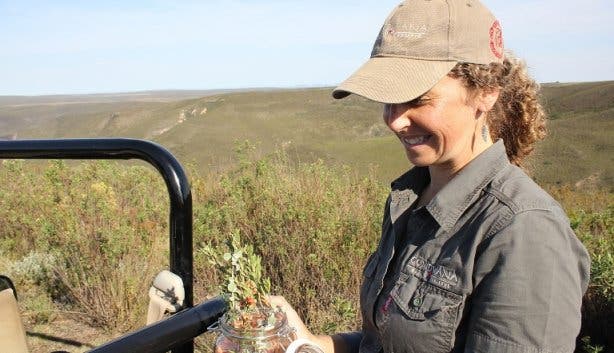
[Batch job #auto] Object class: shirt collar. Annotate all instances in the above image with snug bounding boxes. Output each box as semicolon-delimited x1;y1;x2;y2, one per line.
388;140;510;231
427;140;510;231
388;165;429;223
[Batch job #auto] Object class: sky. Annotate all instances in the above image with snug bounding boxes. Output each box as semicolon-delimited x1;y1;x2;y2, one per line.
1;0;613;96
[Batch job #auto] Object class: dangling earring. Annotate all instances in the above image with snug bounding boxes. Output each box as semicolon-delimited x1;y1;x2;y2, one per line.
481;124;489;142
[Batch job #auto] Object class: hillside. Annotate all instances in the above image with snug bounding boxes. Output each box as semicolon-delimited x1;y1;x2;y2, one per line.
1;81;612;187
0;83;612;352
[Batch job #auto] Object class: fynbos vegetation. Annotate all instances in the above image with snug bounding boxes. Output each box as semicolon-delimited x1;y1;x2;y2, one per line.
0;146;611;352
201;232;275;328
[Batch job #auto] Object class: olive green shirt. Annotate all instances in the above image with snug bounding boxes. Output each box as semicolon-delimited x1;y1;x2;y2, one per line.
346;140;590;353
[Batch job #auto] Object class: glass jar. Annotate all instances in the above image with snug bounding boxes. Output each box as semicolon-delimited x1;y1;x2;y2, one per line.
212;309;297;353
285;338;325;353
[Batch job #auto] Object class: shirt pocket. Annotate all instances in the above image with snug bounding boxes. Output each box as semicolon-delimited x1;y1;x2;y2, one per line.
392;278;462;320
389;274;463;352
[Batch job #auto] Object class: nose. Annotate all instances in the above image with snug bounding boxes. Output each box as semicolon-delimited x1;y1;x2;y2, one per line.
383;104;410;132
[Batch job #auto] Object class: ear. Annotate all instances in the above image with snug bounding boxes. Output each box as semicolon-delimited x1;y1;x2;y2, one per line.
475;88;500;113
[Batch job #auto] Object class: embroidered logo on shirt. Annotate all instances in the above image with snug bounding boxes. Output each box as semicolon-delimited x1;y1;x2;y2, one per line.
407;256;458;289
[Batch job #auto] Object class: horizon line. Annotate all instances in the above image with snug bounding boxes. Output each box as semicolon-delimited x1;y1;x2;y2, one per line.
2;80;613;98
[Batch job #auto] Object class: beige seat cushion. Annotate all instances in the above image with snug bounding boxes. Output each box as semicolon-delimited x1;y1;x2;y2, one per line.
0;288;29;353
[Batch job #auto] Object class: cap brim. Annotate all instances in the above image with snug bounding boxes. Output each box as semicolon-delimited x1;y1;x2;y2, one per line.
332;57;457;104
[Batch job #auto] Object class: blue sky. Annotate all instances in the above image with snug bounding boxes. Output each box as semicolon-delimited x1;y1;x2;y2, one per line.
1;0;613;95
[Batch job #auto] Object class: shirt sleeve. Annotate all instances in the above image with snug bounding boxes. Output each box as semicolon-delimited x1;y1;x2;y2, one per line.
464;209;590;353
334;331;363;353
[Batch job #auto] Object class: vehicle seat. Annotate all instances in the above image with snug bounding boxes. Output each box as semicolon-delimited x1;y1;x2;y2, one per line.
146;270;185;325
0;276;29;353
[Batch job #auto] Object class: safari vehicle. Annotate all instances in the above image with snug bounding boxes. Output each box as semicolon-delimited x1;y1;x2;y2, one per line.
0;138;227;353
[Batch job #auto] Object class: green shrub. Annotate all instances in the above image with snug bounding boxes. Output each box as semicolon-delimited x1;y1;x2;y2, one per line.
193;144;386;333
548;186;613;351
0;149;611;352
0;160;169;330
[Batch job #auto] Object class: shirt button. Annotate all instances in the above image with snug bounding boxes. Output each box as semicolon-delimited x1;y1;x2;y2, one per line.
412;297;422;307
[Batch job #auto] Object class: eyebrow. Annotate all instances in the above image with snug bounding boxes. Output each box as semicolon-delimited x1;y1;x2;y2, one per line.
407;93;431;105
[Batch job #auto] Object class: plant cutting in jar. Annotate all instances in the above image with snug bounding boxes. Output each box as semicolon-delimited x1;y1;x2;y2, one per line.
202;233;296;353
202;233;292;345
203;234;325;353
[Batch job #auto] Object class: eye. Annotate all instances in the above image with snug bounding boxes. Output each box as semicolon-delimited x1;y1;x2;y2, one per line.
406;94;430;107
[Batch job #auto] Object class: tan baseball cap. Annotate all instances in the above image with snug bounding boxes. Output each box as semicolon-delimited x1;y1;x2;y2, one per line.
332;0;504;104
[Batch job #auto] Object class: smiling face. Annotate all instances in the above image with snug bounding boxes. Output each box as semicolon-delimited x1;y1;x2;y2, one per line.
383;75;493;176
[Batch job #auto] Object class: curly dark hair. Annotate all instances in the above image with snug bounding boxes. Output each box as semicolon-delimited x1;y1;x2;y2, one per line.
448;53;547;166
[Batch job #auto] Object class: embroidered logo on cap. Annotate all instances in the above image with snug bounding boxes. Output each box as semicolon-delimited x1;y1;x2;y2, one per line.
385;24;427;40
489;20;504;59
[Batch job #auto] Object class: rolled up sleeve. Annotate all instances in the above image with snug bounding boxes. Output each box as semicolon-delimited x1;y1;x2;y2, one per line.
465;209;590;353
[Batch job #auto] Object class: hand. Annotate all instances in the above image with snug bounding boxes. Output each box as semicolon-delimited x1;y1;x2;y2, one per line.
268;295;316;342
269;295;348;353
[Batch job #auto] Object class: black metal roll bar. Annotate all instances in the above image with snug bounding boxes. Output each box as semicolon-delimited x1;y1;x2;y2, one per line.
90;297;225;353
0;138;224;353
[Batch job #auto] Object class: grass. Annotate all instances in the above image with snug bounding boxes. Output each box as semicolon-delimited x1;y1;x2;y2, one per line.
0;160;169;332
0;81;612;351
541;81;614;117
192;144;386;334
0;150;611;352
531;107;614;187
2;81;612;188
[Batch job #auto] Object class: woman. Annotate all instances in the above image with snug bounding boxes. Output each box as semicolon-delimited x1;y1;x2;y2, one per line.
272;1;590;352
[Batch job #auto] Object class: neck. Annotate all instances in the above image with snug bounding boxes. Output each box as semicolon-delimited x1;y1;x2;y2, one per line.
427;165;457;193
422;139;494;206
420;165;458;206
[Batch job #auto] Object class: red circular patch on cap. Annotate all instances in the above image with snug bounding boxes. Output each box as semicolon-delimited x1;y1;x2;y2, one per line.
489;20;504;59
